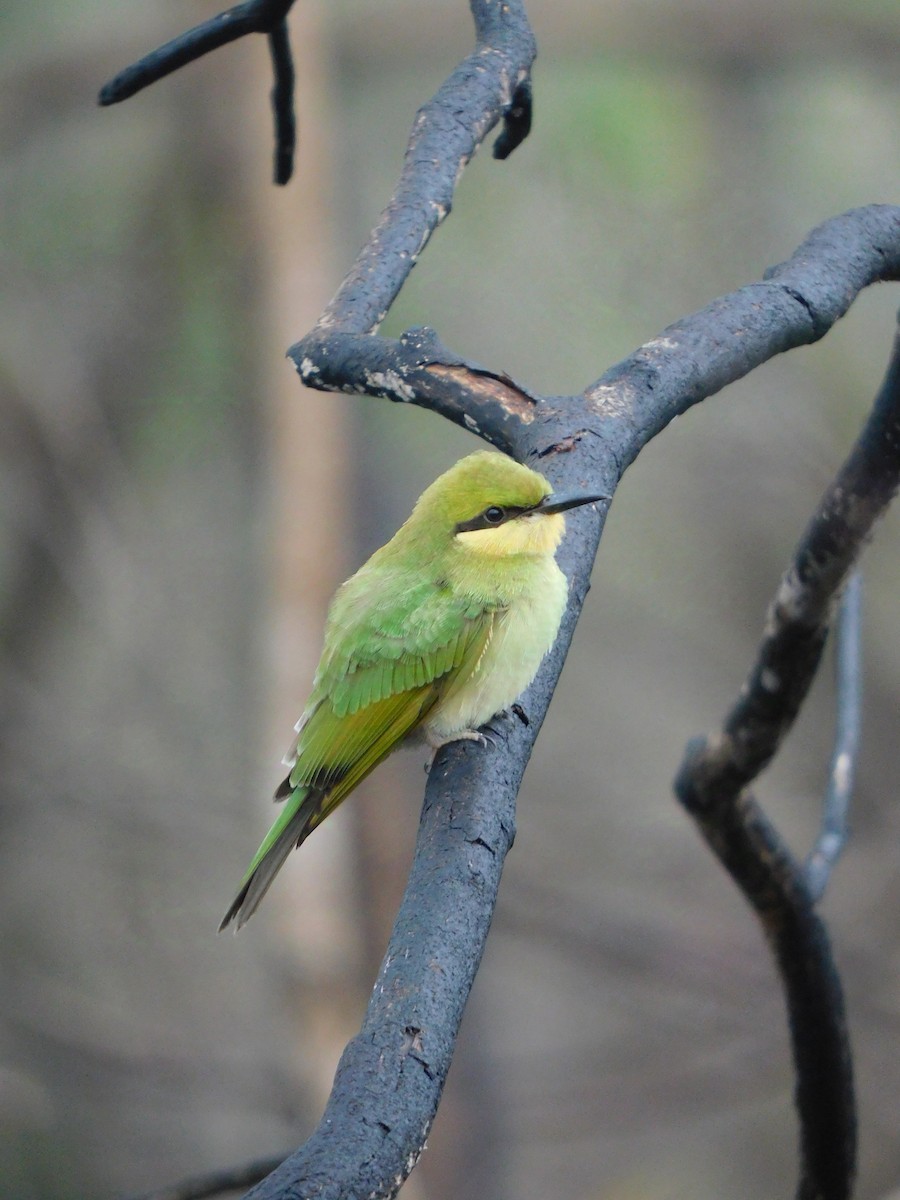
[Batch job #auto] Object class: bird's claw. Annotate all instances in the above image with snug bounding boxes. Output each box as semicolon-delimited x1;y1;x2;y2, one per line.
478;717;509;748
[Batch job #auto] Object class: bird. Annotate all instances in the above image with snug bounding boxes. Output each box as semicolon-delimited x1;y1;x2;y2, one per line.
220;450;607;930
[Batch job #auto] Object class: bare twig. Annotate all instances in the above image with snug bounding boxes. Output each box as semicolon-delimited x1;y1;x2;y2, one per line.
806;570;863;902
267;18;296;185
98;1;294;103
313;1;537;335
98;0;297;184
122;1154;287;1200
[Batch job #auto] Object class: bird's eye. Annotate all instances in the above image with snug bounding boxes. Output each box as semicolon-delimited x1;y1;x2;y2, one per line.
483;506;505;524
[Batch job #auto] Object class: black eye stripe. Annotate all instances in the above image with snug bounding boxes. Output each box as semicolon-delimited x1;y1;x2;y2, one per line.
454;504;530;534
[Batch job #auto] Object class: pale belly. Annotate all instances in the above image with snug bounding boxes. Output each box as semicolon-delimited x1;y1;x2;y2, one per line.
423;562;568;740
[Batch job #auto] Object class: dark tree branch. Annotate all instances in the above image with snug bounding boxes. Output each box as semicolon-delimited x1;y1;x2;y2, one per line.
98;1;294;103
314;1;537;334
673;320;900;1200
290;326;540;454
244;706;529;1199
98;0;297;184
805;571;863;902
267;19;296;185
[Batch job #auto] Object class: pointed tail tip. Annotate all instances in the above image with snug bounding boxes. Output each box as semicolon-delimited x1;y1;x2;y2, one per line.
217;883;253;934
217;907;250;935
216;793;316;936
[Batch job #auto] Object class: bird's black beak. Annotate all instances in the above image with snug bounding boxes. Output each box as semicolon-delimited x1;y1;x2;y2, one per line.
534;489;611;515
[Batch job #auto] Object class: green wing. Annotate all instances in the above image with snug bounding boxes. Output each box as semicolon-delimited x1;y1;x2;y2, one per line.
220;573;500;930
284;577;497;817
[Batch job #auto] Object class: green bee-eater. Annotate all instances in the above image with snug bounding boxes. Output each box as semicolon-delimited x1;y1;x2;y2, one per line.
220;450;607;930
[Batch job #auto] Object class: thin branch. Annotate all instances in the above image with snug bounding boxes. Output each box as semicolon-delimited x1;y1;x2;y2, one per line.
98;0;297;183
674;319;900;1200
99;1;294;103
314;0;537;334
806;570;863;902
122;1154;288;1200
267;19;296;185
290;326;540;454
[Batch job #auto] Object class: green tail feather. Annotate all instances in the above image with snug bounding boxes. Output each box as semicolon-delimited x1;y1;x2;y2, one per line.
219;786;323;932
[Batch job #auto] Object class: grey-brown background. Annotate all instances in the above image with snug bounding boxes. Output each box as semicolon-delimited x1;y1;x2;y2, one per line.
1;1;899;1197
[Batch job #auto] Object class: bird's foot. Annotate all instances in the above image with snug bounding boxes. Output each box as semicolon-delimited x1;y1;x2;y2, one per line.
477;721;505;748
426;727;491;752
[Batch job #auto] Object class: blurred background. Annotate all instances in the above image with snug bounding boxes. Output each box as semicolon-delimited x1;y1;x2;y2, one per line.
2;1;899;1197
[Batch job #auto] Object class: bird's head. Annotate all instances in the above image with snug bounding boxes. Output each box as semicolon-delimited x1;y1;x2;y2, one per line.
407;451;608;559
